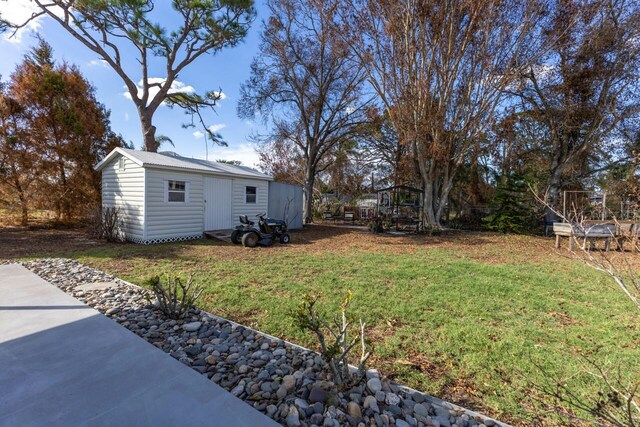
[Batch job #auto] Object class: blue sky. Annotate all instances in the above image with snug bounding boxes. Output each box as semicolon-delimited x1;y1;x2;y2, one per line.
0;1;269;166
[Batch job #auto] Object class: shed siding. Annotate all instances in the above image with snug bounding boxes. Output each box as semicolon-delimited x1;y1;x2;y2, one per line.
268;182;304;229
101;156;145;242
231;178;269;227
145;168;205;241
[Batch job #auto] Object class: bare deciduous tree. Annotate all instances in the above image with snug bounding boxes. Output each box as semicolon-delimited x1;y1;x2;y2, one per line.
510;0;640;222
239;0;371;223
337;0;553;228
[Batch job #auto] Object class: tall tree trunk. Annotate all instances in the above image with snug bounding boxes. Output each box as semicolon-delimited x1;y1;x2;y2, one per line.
419;157;456;229
303;166;315;224
419;157;439;229
139;108;158;152
10;165;29;226
15;178;28;226
58;159;71;221
435;175;455;226
20;203;28;226
545;146;566;223
546;166;564;223
422;177;439;228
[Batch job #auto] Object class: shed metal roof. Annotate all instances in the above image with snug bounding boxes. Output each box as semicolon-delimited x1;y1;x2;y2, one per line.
95;148;272;181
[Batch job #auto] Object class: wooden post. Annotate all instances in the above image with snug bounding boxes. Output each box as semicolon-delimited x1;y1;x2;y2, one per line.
555;234;561;249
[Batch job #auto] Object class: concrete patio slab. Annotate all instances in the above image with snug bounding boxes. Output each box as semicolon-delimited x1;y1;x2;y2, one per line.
0;264;280;427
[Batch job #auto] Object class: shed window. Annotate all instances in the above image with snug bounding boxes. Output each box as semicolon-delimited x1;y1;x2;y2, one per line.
167;180;186;202
246;186;257;204
118;157;125;171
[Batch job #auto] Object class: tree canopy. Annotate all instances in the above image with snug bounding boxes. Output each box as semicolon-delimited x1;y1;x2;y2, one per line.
239;0;371;223
0;39;124;224
3;0;255;152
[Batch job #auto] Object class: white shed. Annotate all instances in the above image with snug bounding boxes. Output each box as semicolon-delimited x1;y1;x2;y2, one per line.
95;148;274;244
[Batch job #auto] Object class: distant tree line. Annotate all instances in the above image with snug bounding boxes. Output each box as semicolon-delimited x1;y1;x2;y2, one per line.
2;0;638;231
0;40;125;225
241;0;640;229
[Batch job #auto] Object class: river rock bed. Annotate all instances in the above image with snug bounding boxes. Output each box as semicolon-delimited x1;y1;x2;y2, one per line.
16;258;505;427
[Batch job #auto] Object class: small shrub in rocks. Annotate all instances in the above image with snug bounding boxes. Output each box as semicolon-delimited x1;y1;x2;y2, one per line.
294;291;372;388
147;274;204;319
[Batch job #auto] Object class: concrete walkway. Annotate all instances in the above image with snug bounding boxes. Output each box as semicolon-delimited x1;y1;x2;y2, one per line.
0;264;280;427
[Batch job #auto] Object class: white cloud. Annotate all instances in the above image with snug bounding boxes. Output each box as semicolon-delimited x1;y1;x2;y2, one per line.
89;59;109;67
193;124;225;139
122;79;227;110
208;123;226;133
124;112;130;121
123;78;196;105
531;63;556;82
0;0;43;44
199;143;261;168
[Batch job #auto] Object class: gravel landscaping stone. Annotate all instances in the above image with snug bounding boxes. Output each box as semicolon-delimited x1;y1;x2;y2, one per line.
385;392;401;406
363;395;379;412
414;403;429;418
366;377;382;394
309;386;328;404
346;401;361;419
10;258;511;427
183;321;202;332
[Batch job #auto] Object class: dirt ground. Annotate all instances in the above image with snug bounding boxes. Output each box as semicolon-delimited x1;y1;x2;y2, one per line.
0;225;105;259
2;223;637;268
0;223;555;262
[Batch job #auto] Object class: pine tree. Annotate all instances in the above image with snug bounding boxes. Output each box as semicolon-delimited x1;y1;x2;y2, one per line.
483;173;537;234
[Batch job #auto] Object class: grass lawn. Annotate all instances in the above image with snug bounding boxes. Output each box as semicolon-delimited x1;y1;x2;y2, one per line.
2;225;638;425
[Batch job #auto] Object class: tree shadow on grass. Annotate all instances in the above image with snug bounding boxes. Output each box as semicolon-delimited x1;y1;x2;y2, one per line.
0;222;553;263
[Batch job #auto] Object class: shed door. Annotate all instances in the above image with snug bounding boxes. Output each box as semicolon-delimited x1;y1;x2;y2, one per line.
204;176;233;230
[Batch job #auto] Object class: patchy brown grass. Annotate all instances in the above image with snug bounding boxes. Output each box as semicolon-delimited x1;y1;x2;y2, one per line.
0;225;103;259
0;223;586;266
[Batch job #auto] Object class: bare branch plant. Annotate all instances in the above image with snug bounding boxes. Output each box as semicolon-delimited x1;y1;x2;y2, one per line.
148;274;204;319
294;291;372;387
530;189;639;425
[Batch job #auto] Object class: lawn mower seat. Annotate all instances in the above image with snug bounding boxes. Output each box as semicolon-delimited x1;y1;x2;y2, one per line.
239;215;252;225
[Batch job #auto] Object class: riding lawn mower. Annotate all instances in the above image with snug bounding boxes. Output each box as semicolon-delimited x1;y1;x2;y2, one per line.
231;213;290;247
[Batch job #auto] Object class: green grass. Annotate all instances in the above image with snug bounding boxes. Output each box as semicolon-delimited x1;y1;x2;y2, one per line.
15;232;640;425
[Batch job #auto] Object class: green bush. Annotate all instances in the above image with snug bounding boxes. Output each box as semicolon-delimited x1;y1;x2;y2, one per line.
483;173;537;234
